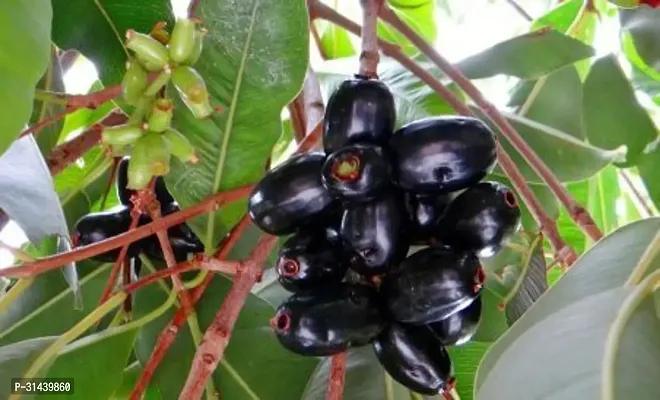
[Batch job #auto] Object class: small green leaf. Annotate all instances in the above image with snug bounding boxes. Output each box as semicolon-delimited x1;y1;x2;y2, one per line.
32;46;66;156
319;24;356;59
530;0;583;33
456;29;595;80
45;323;140;400
587;165;621;235
0;0;52;156
0;337;57;399
620;6;660;72
583;54;658;166
51;0;173;85
302;347;411;400
164;0;310;250
475;217;660;392
377;1;437;56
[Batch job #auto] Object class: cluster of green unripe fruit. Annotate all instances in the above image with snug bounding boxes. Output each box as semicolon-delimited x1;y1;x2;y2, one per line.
102;17;214;190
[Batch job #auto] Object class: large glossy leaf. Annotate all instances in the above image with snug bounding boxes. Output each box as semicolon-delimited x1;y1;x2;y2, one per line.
0;337;57;399
620;6;660;72
583;55;657;166
377;1;436;56
456;29;595;80
164;0;309;251
476;286;660;399
0;263;110;346
32;47;66;156
475;217;660;391
44;323;140;400
0;0;52;157
51;0;173;85
302;347;413;400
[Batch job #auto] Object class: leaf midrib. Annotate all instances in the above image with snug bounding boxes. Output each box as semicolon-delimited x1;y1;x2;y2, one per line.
205;0;261;249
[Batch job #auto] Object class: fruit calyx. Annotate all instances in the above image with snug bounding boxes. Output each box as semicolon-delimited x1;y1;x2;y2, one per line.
504;189;517;208
473;266;486;293
270;310;291;332
278;258;300;278
331;154;362;182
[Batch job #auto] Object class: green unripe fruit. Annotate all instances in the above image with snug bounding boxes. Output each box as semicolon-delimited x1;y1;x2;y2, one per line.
163;128;198;164
169;18;197;63
144;67;172;97
126;29;169;71
147;98;174;132
102;124;144;146
128;132;171;189
121;61;148;106
183;29;206;65
172;66;213;118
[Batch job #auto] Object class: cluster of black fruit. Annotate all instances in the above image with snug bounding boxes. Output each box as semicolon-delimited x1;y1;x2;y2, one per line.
247;75;520;396
72;157;204;270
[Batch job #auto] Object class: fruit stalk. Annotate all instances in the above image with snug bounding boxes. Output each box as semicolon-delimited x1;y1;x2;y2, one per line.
178;234;278;399
288;68;325;144
309;0;577;265
128;214;251;400
504;0;533;21
359;0;384;78
0;184;253;279
377;4;603;243
327;352;348;400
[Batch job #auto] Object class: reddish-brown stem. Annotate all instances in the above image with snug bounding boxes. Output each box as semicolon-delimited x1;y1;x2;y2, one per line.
128;214;252;400
65;85;123;111
0;184;253;279
310;0;577;265
189;0;202;17
99;210;142;305
294;121;323;155
327;352;348;400
178;234;277;399
289;68;326;146
378;5;603;243
288;99;307;143
310;21;329;60
47;111;127;175
359;0;383;78
620;170;656;217
20;110;70;138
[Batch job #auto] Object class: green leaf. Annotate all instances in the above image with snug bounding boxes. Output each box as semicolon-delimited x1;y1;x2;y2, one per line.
164;0;309;251
504;237;548;325
530;0;583;33
583;54;658;166
447;342;491;400
302;347;412;400
556;180;589;254
377;1;437;56
620;6;660;72
319;24;356;59
456;29;595;80
472;289;508;343
622;32;660;100
32;46;66;156
0;0;52;156
51;0;173;85
476;287;655;399
638;146;660;211
111;363;163;400
0;337;57;399
0;264;111;346
475;217;660;391
587;164;621;235
44;322;140;400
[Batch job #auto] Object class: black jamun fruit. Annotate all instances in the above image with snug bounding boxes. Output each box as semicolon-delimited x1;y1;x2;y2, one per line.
140;202;204;262
380;246;484;325
321;143;391;204
271;283;386;357
116;156;174;207
428;295;482;346
276;229;348;293
373;323;454;395
405;192;451;245
248;152;336;236
437;181;521;258
323;76;396;154
389;116;497;194
73;206;142;262
340;193;409;276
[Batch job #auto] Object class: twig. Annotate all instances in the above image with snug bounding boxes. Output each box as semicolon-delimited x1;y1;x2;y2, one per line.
128;214;252;400
377;4;603;243
288;100;307;143
505;0;533;21
310;21;329;60
359;0;384;78
19;110;70;138
0;184;253;279
327;352;348;400
620;170;656;217
178;234;278;399
309;0;577;265
289;67;326;145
